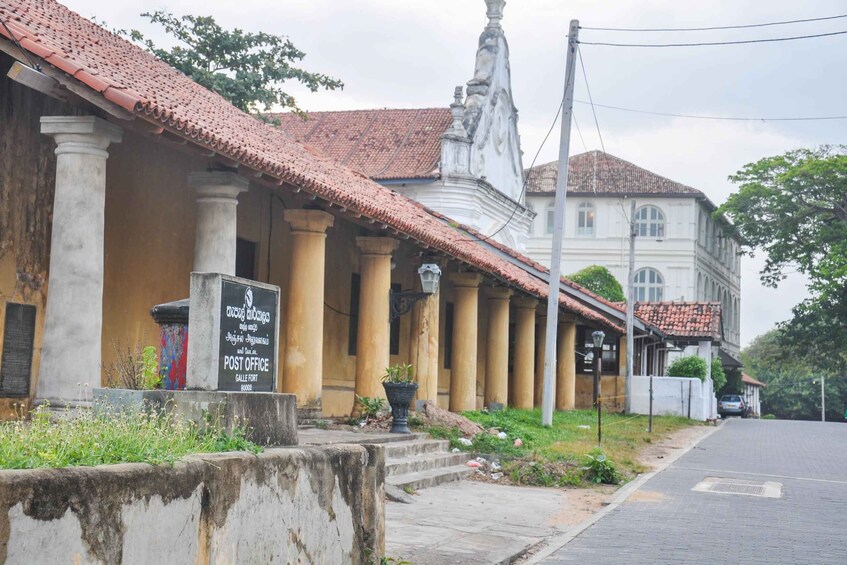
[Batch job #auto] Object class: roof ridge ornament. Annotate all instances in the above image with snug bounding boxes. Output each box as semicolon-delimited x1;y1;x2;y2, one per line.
446;86;468;137
485;0;506;30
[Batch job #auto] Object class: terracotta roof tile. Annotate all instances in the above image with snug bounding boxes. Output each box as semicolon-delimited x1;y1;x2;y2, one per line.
526;150;703;196
634;302;722;341
741;373;766;388
273;108;450;180
0;0;622;332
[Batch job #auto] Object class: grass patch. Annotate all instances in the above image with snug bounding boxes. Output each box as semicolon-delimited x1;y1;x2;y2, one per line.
428;408;694;487
0;403;261;470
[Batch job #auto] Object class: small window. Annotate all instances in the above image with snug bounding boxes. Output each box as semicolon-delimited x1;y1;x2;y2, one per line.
235;238;257;280
390;283;401;356
576;202;595;236
347;274;361;356
545;206;555;235
634;268;664;302
0;303;36;397
634;206;665;238
444;302;454;369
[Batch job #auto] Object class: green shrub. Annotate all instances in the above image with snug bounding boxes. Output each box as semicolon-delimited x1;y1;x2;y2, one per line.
355;395;387;420
567;265;626;302
383;363;415;384
0;402;260;469
711;358;727;391
666;356;708;381
762;414;776;420
582;448;620;485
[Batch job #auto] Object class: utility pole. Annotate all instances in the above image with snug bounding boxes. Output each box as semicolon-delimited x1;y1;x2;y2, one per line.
625;199;635;414
541;19;579;427
821;375;826;422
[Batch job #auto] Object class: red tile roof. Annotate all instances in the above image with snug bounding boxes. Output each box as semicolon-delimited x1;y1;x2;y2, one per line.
741;373;766;388
634;302;722;341
0;0;624;332
526;151;704;196
273;109;451;180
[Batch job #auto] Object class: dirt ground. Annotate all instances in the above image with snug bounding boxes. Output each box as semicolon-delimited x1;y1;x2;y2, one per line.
634;423;716;472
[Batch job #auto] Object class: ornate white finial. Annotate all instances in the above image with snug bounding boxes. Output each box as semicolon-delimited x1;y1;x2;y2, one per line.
448;86;467;136
485;0;505;29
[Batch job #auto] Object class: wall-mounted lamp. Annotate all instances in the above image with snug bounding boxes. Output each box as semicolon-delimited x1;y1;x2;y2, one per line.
389;263;441;322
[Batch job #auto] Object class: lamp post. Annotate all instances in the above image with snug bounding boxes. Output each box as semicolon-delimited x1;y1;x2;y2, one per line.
389;263;442;322
591;330;605;406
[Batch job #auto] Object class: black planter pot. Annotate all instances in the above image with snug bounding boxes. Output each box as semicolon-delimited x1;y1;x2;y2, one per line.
383;382;419;434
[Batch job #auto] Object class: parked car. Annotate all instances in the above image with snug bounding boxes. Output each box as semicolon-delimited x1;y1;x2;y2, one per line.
718;395;747;418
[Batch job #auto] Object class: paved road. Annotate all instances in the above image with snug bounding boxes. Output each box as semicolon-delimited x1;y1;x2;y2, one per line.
542;419;847;564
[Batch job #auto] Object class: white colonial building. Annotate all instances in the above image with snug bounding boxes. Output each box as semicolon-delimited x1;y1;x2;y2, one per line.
524;152;742;356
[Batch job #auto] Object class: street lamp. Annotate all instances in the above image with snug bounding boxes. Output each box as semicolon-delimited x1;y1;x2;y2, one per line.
592;330;605;406
389;263;442;322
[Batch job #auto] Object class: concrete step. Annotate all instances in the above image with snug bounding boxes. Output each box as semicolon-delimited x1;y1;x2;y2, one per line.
386;464;475;491
386;451;472;476
383;438;451;459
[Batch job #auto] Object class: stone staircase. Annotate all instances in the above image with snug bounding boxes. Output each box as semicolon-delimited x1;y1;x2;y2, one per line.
384;437;473;491
298;428;473;492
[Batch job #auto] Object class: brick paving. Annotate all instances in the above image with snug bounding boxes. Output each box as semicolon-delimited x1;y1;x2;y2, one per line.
542;419;847;564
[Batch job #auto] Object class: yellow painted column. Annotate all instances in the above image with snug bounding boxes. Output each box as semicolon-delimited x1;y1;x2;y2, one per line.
484;287;512;410
281;209;334;414
449;272;482;412
354;237;399;403
556;320;577;410
512;296;537;409
410;274;440;405
534;315;546;408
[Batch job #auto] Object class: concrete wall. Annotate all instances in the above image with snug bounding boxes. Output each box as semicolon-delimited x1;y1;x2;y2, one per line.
0;444;385;564
631;375;714;421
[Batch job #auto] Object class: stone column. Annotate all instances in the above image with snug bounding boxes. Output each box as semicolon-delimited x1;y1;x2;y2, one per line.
354;237;399;402
449;272;482;412
484;287;511;410
556;320;577;410
282;209;334;416
410;275;440;406
188;171;249;275
37;116;122;404
534;314;546;408
512;296;537;409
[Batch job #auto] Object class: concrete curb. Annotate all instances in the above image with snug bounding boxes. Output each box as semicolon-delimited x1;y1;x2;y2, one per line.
521;423;723;564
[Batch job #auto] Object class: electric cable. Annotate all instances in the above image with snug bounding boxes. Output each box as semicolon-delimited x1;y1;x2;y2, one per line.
0;16;41;70
573;100;847;122
578;29;847;48
581;13;847;33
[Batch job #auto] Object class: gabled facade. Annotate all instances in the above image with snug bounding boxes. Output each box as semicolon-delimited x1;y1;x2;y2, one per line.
525;151;742;357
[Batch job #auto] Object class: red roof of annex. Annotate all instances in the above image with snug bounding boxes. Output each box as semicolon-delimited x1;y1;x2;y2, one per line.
634;302;722;341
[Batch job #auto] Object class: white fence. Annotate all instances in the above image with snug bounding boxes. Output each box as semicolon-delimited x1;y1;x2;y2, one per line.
631;375;717;421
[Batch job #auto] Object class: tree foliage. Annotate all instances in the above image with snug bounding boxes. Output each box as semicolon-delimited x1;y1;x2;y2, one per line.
666;356;707;381
710;358;726;392
567;265;626;302
127;11;343;114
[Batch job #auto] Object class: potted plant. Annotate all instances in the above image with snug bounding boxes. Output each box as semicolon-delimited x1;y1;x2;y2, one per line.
382;364;418;434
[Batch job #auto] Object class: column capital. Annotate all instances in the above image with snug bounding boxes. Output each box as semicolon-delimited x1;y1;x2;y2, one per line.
485;286;513;301
513;296;538;310
40;115;123;156
356;236;399;256
448;272;483;288
559;313;578;324
188;171;249;200
284;209;334;234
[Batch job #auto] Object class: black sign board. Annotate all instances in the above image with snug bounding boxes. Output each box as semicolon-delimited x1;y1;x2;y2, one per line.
0;303;36;397
218;279;277;392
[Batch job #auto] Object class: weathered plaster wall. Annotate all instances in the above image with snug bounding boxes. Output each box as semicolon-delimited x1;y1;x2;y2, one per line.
0;444;385;564
0;53;81;414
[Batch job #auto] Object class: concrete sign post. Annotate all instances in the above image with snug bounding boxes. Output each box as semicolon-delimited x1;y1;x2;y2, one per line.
187;273;280;392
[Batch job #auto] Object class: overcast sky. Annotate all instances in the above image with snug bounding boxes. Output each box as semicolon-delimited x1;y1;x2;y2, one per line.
64;0;847;347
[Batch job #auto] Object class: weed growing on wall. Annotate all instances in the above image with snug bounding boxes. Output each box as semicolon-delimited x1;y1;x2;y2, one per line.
0;402;261;469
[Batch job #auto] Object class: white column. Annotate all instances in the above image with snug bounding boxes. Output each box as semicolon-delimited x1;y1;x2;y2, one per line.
37;116;122;405
188;171;249;276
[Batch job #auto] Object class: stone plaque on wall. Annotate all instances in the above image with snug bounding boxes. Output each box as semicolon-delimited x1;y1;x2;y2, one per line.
0;303;36;397
218;279;277;392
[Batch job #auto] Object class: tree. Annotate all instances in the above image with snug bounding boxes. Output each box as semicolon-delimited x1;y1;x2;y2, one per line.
718;146;847;375
126;11;343;114
567;265;626;302
710;358;726;392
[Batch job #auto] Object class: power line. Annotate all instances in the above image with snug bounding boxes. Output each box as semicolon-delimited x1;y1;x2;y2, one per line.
581;13;847;33
573;99;847;122
578;29;847;47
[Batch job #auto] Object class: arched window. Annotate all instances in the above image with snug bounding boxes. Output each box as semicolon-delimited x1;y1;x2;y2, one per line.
634;268;664;302
576;202;595;236
634;206;665;238
545;203;555;235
